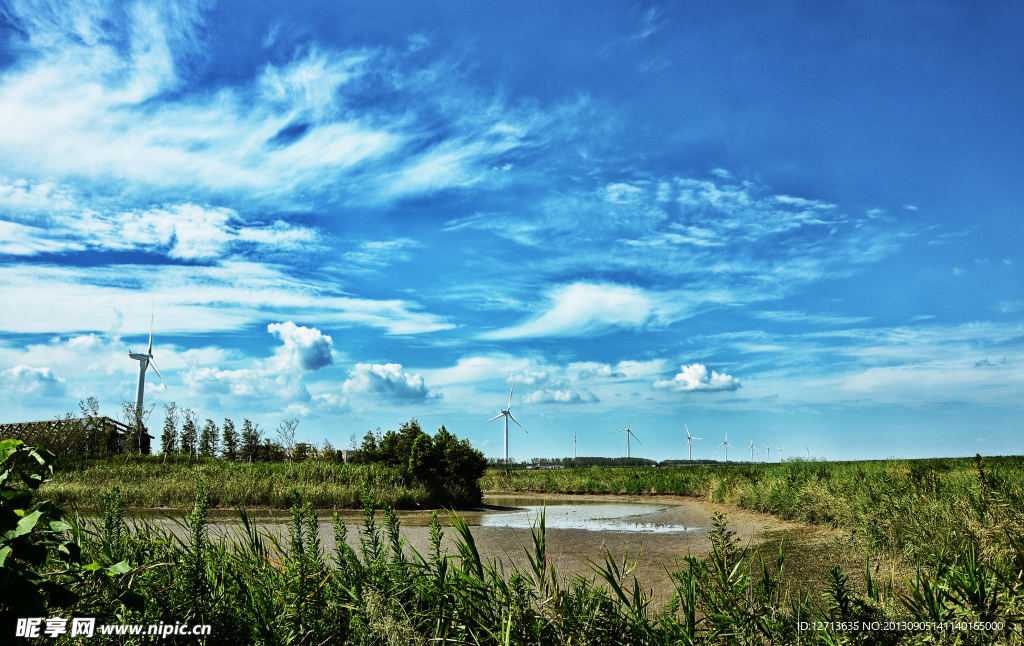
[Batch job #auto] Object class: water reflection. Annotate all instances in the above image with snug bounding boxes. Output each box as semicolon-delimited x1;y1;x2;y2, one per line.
479;497;695;533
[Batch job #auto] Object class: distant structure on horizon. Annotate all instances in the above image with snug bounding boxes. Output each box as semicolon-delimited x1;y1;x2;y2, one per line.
0;416;151;457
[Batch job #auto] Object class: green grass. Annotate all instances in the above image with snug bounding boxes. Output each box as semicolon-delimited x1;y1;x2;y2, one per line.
41;455;434;509
45;485;1024;645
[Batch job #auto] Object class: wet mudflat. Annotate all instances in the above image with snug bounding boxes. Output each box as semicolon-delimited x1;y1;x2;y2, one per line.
136;494;849;603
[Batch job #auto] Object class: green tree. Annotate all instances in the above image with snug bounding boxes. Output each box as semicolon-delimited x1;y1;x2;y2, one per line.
221;418;238;461
239;419;262;463
160;402;179;460
180;409;198;458
199;419;220;458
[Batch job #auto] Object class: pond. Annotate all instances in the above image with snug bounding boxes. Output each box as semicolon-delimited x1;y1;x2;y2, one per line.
477;495;696;533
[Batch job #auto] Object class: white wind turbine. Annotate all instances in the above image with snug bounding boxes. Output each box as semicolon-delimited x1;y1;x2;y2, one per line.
718;432;732;463
685;425;701;461
777;446;785;462
487;382;525;461
127;310;166;413
746;439;756;463
611;417;641;458
763;444;774;464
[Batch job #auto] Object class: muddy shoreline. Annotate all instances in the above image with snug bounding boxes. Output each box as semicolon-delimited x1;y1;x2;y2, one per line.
122;492;857;603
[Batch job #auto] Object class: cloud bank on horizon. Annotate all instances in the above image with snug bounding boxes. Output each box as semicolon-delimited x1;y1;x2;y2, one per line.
0;0;1021;460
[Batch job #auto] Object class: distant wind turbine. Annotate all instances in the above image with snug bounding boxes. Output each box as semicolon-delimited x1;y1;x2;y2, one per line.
763;444;774;464
718;432;732;463
746;439;756;463
777;446;785;462
611;417;641;458
487;382;525;461
806;446;810;459
127;310;166;413
685;425;701;461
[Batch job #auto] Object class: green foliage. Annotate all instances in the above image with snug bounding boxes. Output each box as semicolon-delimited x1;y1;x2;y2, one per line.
0;440;82;631
352;419;487;507
221;418;238;461
199;419;220;458
160;402;179;457
179;409;197;458
238;418;262;463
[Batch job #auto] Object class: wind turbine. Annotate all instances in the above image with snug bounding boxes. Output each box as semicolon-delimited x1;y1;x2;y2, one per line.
806;446;810;459
777;446;785;462
746;439;756;462
127;310;166;413
763;444;774;464
611;417;641;458
685;425;701;461
718;432;732;463
487;382;526;461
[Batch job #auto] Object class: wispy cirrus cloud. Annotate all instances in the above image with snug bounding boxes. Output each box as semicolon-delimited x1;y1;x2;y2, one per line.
480;282;690;339
0;262;454;335
0;1;543;210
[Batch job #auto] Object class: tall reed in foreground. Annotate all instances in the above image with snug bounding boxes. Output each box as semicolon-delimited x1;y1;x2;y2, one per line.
46;482;1020;645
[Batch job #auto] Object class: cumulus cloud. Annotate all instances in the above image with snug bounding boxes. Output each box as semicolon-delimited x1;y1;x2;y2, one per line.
342;363;436;401
0;364;67;397
268;322;334;371
522;388;599;404
653;364;741;392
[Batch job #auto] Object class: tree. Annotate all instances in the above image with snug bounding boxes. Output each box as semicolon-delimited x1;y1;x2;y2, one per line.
321;438;336;462
161;402;179;461
180;409;198;458
199;419;220;458
275;418;299;461
239;419;262;463
120;401;153;455
221;418;238;461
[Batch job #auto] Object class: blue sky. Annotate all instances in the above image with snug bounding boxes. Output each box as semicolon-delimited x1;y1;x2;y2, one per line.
1;0;1021;461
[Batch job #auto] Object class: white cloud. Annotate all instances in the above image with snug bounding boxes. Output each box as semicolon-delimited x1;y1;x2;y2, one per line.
0;364;67;397
0;201;323;259
342;363;436;401
0;262;453;335
522;388;599;404
653;364;741;392
267;322;334;371
480;282;686;339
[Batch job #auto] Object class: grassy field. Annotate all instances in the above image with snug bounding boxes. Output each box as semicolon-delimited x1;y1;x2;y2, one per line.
40;455;434;509
8;443;1024;644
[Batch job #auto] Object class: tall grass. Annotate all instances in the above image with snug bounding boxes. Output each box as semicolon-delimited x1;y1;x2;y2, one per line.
41;455;433;509
53;482;1022;645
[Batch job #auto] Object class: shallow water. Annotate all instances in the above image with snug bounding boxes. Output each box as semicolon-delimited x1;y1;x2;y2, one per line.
132;495;697;533
476;495;696;533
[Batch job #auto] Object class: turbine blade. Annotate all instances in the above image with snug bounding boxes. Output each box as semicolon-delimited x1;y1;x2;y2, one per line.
148;308;154;354
508;413;525;431
508;382;514;410
148;358;167;387
626;416;633;431
629;431;641;445
486;414;502;423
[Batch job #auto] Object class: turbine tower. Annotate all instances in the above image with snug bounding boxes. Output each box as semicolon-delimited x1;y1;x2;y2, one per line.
718;432;732;463
777;446;785;462
127;311;166;413
487;382;525;461
763;444;774;464
611;417;641;458
747;439;756;463
685;425;701;461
